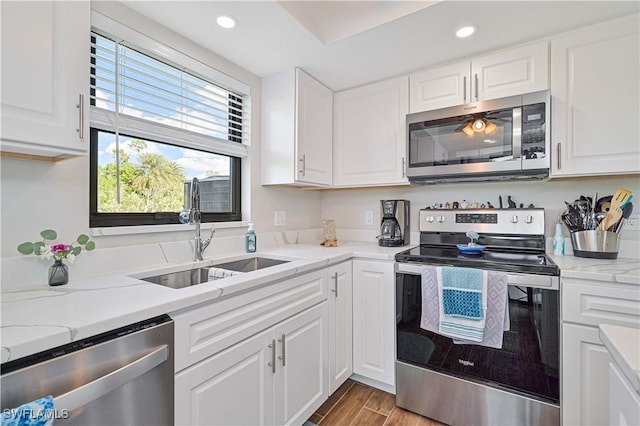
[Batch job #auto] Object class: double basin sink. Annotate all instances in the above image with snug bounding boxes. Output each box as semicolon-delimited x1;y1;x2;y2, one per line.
139;256;290;289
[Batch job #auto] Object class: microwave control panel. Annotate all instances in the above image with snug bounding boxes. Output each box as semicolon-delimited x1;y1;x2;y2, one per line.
521;102;546;159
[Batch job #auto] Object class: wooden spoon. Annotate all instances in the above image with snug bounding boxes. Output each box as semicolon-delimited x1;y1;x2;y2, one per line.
598;187;632;231
599;206;623;231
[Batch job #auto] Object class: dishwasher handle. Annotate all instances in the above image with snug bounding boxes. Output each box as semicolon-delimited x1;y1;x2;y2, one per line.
55;345;168;412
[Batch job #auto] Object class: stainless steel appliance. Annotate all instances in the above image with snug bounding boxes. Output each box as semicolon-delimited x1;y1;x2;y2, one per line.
378;199;410;247
406;91;550;183
1;315;174;425
395;208;560;426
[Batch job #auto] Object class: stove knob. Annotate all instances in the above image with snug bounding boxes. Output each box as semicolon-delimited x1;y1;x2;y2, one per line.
524;215;533;224
437;215;445;223
511;215;519;224
426;215;434;223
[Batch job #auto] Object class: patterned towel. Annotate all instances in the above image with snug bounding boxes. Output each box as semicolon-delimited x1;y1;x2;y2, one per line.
438;267;487;342
208;268;243;280
1;395;55;426
420;266;510;348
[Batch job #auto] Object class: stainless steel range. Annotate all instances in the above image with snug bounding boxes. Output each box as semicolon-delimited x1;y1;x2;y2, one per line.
395;208;559;426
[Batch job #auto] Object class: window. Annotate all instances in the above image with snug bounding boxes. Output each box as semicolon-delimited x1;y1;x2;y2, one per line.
89;30;247;227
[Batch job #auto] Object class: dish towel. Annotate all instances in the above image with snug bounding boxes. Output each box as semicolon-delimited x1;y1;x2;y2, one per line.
420;265;510;348
1;395;55;426
208;268;243;280
438;267;487;342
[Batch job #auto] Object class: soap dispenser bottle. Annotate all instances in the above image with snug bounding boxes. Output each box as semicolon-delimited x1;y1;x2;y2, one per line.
246;223;257;253
553;221;565;256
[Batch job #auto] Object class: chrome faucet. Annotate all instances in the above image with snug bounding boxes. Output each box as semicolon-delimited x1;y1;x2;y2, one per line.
184;177;215;261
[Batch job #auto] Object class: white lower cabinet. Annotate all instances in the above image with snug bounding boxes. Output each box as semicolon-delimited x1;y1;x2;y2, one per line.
327;261;353;394
352;259;395;391
561;278;640;426
609;362;640;426
562;323;613;426
175;302;328;426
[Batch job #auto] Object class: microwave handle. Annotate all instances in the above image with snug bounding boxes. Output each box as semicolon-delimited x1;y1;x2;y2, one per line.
512;107;522;159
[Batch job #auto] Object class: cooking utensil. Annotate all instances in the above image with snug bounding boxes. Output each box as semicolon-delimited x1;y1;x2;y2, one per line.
601;206;623;231
598;188;633;231
615;202;634;233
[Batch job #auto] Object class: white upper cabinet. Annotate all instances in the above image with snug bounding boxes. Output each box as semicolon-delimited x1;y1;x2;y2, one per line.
261;68;333;186
0;1;90;159
333;76;409;187
550;14;640;177
409;41;549;113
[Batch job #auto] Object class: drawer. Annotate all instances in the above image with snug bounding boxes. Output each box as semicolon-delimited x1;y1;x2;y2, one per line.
562;279;640;328
172;269;327;372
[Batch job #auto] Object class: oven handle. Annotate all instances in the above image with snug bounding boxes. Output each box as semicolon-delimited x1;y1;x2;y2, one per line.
395;262;558;290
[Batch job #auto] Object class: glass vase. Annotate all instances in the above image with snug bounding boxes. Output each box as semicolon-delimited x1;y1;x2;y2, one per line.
48;259;69;286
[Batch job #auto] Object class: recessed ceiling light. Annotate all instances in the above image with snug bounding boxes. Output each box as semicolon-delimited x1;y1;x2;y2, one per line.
216;15;237;29
456;26;476;38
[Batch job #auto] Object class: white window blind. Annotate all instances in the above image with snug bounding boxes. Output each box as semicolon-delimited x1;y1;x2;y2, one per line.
90;31;247;157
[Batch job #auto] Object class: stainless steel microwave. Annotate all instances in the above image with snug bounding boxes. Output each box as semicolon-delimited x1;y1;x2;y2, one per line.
406;90;550;184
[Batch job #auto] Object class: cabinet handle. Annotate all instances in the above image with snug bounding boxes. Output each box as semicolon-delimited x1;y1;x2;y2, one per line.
474;74;479;100
401;157;406;178
277;334;286;367
267;339;276;373
298;155;306;176
330;272;338;297
77;94;85;141
556;143;562;170
463;76;467;103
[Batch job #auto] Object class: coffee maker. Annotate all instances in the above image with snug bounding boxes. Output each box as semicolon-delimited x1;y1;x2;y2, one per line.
378;200;409;247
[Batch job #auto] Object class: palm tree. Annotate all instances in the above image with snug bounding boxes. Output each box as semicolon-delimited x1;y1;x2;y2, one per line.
132;153;185;211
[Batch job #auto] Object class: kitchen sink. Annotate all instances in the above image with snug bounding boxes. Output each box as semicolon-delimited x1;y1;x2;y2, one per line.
211;257;290;273
140;268;212;289
138;256;291;289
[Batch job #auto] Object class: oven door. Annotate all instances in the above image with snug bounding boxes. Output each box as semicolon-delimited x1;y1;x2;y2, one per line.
395;263;559;404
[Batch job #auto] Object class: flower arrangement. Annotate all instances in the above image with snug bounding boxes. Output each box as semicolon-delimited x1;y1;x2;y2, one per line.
17;230;95;263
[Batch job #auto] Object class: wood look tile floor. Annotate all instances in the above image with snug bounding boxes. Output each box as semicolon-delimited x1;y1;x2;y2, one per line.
308;379;447;426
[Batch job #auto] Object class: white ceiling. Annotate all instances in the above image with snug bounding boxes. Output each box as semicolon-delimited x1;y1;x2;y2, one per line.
122;1;639;92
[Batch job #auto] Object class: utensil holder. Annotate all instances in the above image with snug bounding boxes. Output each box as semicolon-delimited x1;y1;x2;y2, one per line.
570;230;620;259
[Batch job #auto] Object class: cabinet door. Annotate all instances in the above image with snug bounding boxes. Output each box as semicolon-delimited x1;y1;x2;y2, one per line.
333;76;409;187
551;15;640;177
562;323;612;426
0;1;89;158
296;68;333;186
609;362;640;426
175;328;274;426
471;41;549;102
409;62;469;112
352;260;395;389
328;261;353;394
273;302;328;426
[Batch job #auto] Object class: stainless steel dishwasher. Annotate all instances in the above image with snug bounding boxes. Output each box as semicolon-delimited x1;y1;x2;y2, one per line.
1;315;174;425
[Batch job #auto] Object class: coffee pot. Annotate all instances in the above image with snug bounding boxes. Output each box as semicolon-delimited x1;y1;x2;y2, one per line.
378;200;409;247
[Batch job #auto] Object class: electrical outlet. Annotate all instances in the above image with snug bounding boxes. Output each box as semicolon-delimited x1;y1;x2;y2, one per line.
365;210;374;226
274;211;286;226
626;213;640;231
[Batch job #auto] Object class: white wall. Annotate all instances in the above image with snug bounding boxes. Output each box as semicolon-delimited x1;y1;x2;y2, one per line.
0;1;322;258
320;176;640;256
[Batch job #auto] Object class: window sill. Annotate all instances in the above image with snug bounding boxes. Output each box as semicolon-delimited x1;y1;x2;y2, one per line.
90;221;249;237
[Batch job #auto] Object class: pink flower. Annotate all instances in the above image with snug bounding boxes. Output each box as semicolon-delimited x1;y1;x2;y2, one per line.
51;244;70;253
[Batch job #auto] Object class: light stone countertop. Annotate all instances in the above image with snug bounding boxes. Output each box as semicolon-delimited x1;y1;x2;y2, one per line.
549;254;640;285
1;241;408;364
2;240;639;365
599;324;640;395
